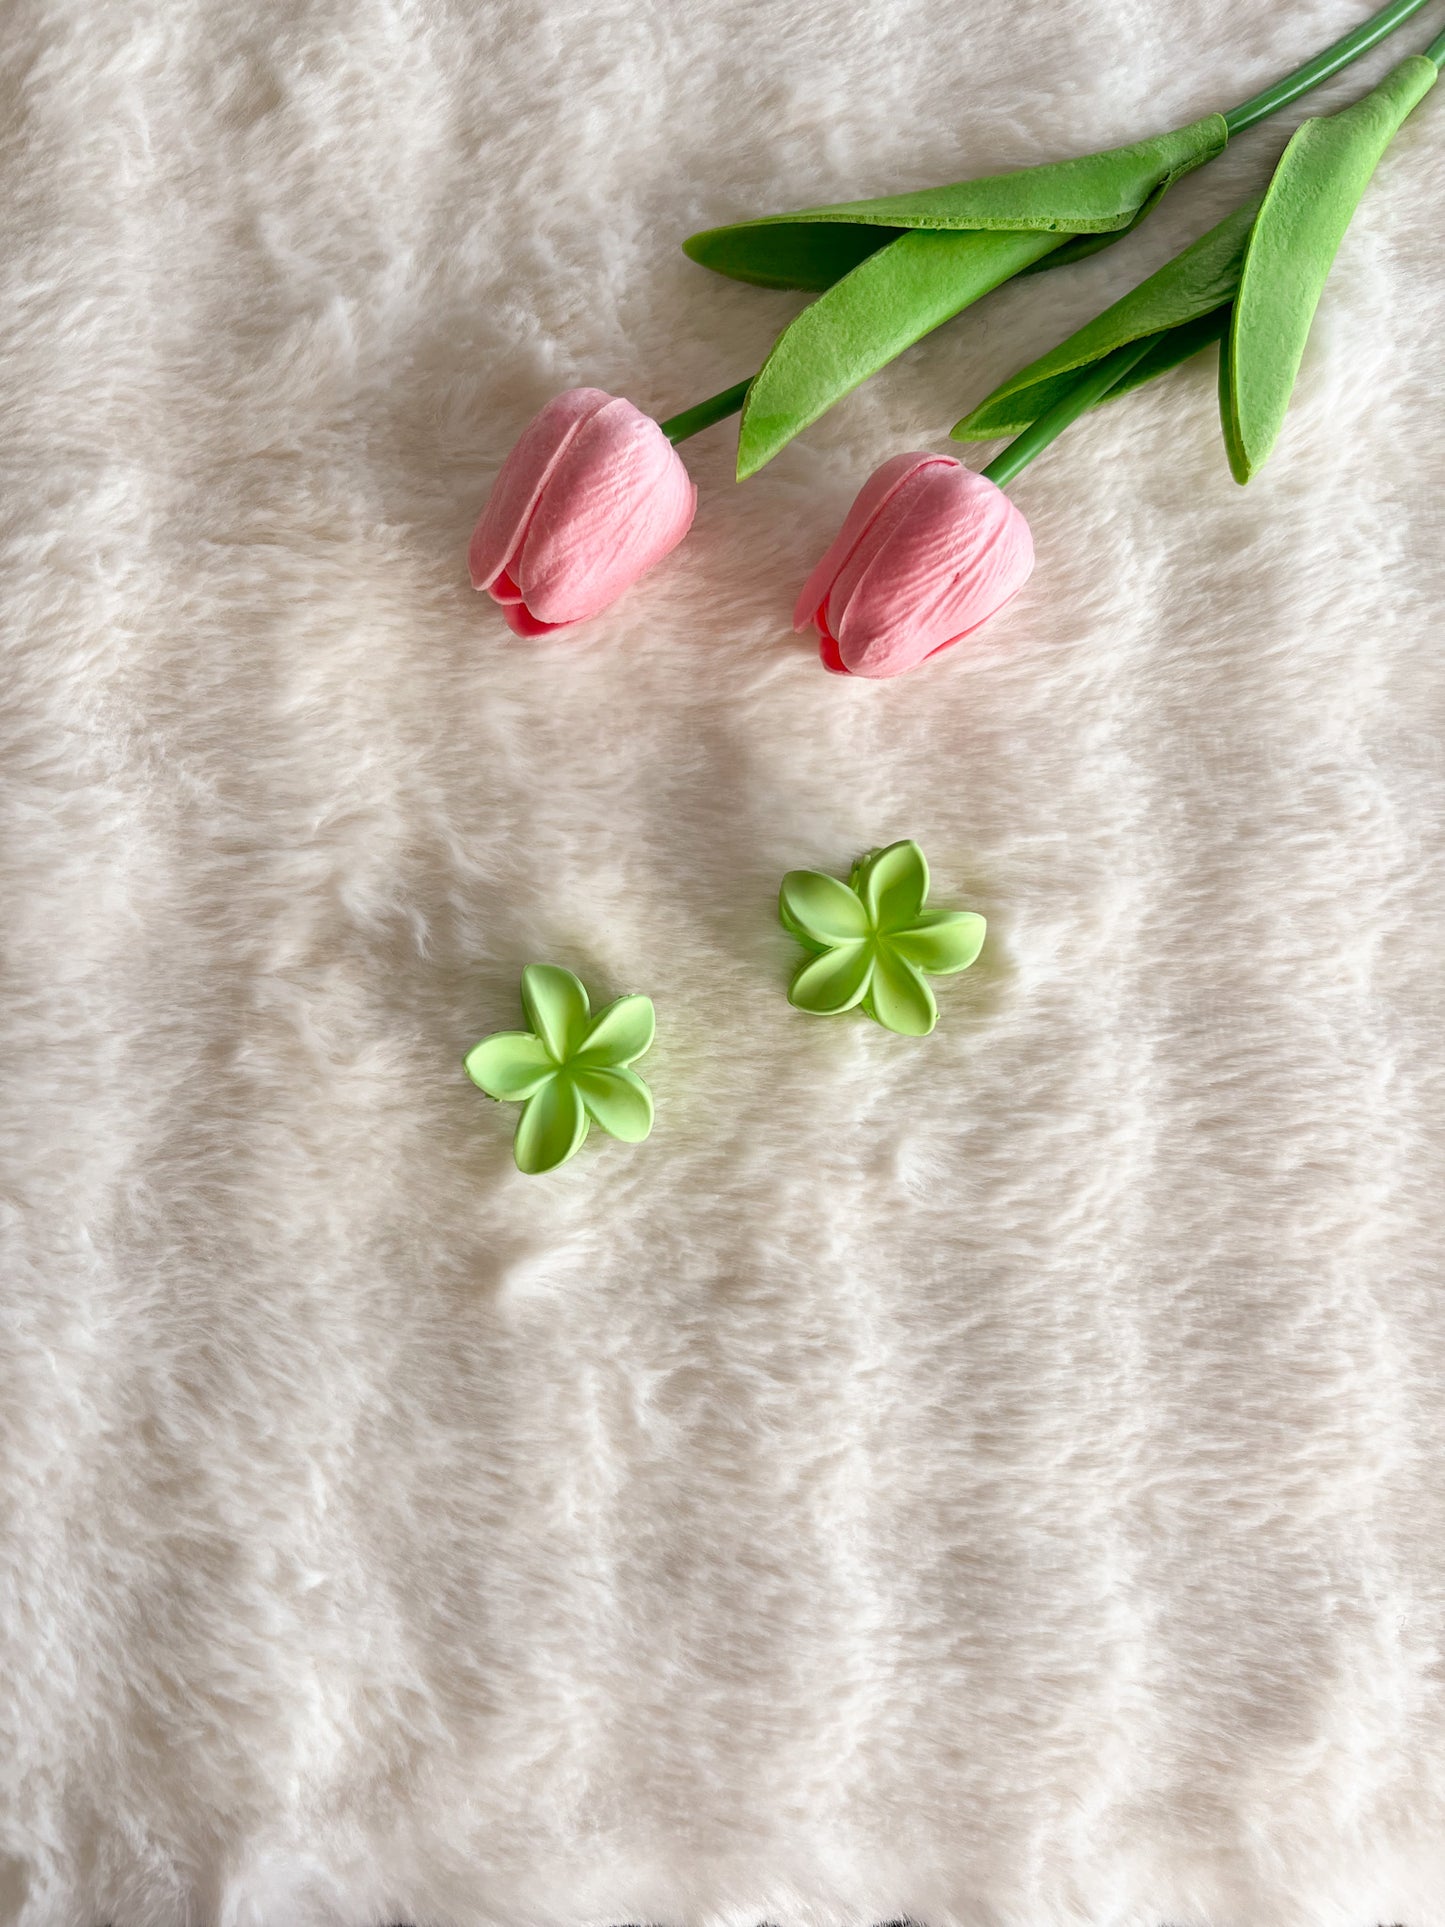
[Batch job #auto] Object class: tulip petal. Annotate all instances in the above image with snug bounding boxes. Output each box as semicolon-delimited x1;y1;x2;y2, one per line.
832;462;1034;679
865;950;938;1036
521;965;591;1062
788;941;874;1015
858;840;929;932
818;628;850;675
498;598;572;638
517;399;696;626
574;994;655;1070
574;1067;654;1143
793;452;945;631
888;909;986;975
824;459;956;648
464;1031;556;1101
779;869;870;948
468;389;611;592
513;1077;589;1174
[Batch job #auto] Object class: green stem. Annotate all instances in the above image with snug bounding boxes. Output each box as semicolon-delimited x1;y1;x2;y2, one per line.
1222;0;1435;136
659;378;751;444
981;335;1161;488
1426;27;1445;63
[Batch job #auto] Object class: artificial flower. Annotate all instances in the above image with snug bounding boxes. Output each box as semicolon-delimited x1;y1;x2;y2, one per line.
468;388;696;635
794;453;1033;679
780;841;985;1036
465;964;655;1174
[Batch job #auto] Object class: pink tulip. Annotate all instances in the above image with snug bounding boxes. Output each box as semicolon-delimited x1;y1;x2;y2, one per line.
794;452;1034;679
469;388;697;636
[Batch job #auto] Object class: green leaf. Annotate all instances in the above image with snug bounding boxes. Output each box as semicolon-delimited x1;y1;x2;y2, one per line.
779;869;870;948
1016;212;1158;276
574;1067;654;1144
520;964;590;1062
463;1030;555;1102
888;909;987;976
1222;54;1437;483
1098;306;1231;402
789;942;875;1016
684;116;1227;288
679;221;901;293
857;841;930;933
865;952;938;1037
722;116;1229;474
574;993;655;1070
513;1076;589;1175
737;227;1061;478
953;199;1259;437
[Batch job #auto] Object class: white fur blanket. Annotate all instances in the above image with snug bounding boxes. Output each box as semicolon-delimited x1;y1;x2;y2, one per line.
4;1;1445;1923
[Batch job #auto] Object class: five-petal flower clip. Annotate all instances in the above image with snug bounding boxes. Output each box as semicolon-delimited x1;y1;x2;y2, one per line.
779;840;985;1037
464;965;655;1175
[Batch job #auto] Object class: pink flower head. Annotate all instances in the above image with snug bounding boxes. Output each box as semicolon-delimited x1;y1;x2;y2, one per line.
794;453;1034;679
469;388;697;636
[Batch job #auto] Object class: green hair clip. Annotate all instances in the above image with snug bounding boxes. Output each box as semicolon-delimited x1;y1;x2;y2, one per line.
779;841;986;1037
465;965;655;1174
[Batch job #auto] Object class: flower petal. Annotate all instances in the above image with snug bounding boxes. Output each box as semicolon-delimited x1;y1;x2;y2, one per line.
513;1076;589;1175
574;994;655;1069
521;965;591;1062
779;869;869;948
464;1031;554;1101
788;941;874;1016
468;389;612;591
497;597;573;638
817;626;850;675
793;452;948;631
865;950;938;1036
858;840;930;932
574;1066;654;1143
888;909;986;976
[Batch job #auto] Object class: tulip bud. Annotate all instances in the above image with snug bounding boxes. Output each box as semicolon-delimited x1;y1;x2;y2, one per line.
795;453;1033;678
469;388;697;635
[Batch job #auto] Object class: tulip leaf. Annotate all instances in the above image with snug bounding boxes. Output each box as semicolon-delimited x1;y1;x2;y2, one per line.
1222;53;1437;483
952;198;1259;437
1097;306;1231;401
680;220;902;293
685;115;1227;288
1016;212;1161;275
725;116;1229;477
737;227;1062;478
683;189;1165;297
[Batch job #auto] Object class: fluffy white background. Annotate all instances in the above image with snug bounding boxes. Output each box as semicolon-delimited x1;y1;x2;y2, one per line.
3;1;1445;1923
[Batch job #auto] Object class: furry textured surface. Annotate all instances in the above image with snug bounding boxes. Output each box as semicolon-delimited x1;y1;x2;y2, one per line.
3;2;1445;1924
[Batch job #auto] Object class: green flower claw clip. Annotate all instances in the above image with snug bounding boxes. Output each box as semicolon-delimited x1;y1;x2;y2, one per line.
779;840;986;1037
465;965;655;1174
